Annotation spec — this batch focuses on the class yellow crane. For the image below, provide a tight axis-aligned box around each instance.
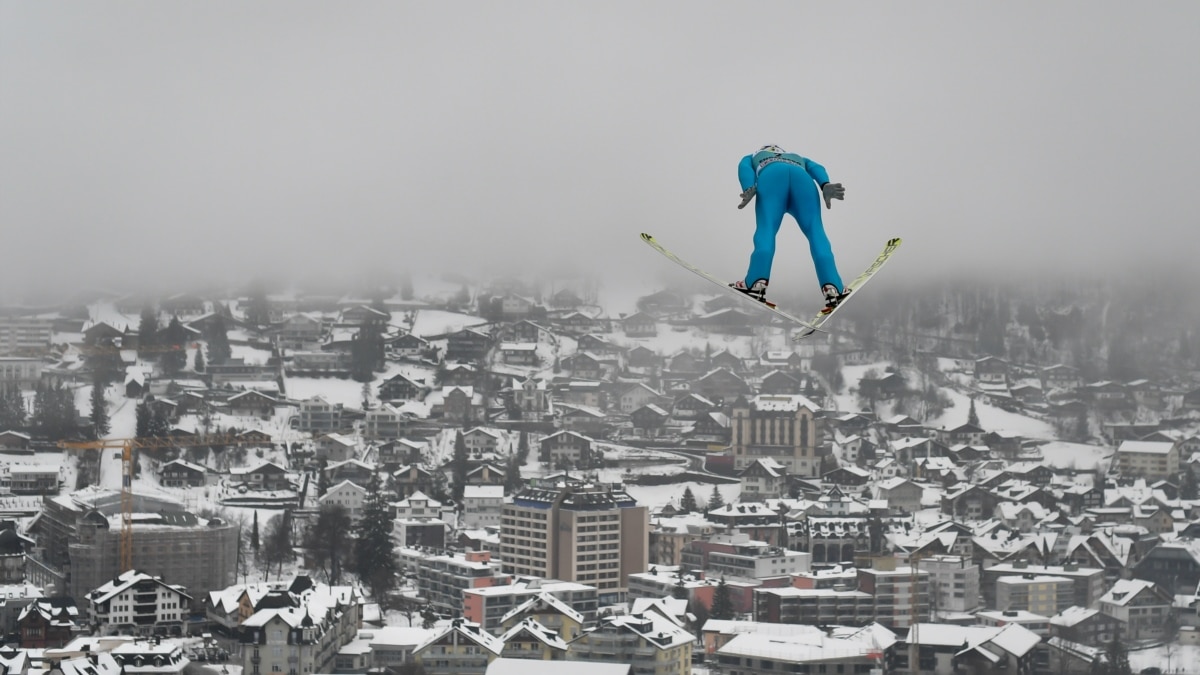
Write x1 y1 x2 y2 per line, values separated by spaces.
59 432 266 572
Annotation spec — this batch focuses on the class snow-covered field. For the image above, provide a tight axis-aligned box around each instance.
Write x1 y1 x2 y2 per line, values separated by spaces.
409 309 488 337
927 387 1056 439
1036 441 1113 472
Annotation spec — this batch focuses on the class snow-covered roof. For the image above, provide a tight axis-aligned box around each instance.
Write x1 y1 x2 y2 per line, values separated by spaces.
751 394 819 412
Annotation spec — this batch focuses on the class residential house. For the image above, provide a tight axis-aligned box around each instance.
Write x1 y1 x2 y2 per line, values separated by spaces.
499 343 539 366
159 460 208 488
315 433 358 463
225 390 279 419
1098 578 1173 641
567 612 692 675
738 459 787 499
413 618 503 674
875 478 923 513
630 404 670 438
379 374 430 402
539 431 595 467
442 386 485 424
85 569 191 636
618 383 664 415
319 481 369 524
386 332 431 360
621 312 657 338
18 597 79 648
231 461 291 492
446 328 492 362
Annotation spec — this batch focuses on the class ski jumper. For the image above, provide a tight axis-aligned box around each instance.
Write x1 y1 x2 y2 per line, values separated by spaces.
739 148 844 291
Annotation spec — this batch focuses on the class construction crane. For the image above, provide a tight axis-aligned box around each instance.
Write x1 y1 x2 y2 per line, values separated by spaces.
58 432 265 572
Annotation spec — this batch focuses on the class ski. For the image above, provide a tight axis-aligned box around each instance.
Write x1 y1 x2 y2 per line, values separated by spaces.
639 233 827 334
792 237 902 341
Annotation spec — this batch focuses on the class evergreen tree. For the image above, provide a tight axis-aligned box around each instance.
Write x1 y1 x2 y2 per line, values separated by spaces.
194 347 206 373
420 604 438 629
262 510 294 578
680 487 698 513
503 454 523 495
0 389 26 431
967 398 980 427
160 317 188 375
149 406 171 438
672 574 688 600
1103 637 1131 675
354 473 400 604
303 504 353 584
205 314 233 365
250 511 260 552
710 576 734 620
516 430 530 463
1181 470 1198 501
707 486 725 511
137 306 159 357
450 431 470 504
245 282 272 327
351 321 386 383
135 400 152 439
89 379 110 439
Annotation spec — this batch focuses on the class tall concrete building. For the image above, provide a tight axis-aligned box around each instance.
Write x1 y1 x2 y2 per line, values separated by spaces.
730 395 824 475
501 479 648 604
0 317 52 356
25 488 238 610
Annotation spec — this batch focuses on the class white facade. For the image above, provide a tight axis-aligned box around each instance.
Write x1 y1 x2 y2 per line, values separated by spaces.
320 480 368 523
86 570 192 636
462 485 505 528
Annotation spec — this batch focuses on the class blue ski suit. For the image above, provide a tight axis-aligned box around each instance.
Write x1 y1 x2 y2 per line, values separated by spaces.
739 147 843 291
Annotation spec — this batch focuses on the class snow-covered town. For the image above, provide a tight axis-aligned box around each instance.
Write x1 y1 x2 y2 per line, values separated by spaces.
0 274 1196 675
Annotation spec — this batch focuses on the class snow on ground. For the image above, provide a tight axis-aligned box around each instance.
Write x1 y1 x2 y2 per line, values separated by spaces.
409 309 488 338
608 325 763 359
832 361 895 412
230 344 272 364
285 376 368 409
927 387 1057 439
88 302 138 330
625 480 740 512
1128 641 1196 672
1035 441 1113 472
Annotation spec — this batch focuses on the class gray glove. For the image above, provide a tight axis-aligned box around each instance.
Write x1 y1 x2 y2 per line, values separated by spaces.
737 186 756 210
821 182 845 209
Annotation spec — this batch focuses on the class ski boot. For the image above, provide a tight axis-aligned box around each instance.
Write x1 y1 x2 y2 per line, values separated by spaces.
730 278 771 306
821 283 850 314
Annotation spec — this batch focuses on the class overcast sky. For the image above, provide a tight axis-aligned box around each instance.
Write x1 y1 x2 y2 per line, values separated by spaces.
2 2 1198 302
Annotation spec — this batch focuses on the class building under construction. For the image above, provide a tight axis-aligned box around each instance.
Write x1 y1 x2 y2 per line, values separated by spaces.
25 487 239 610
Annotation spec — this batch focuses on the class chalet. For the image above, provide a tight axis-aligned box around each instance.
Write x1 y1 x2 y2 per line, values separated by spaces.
974 356 1010 384
1009 383 1045 405
1041 364 1082 392
1080 381 1132 409
319 480 368 523
879 414 923 438
739 458 787 499
635 289 686 317
858 371 907 400
440 362 481 387
499 293 539 319
386 333 430 360
562 352 611 380
499 343 539 366
539 431 596 467
626 345 662 369
759 370 804 395
277 313 325 349
85 569 192 636
685 411 731 445
442 386 485 423
1098 579 1173 640
557 404 608 435
446 328 492 362
511 376 549 416
549 288 583 309
378 438 427 467
320 459 373 488
892 437 951 464
667 351 704 374
710 350 745 373
552 311 597 334
145 397 179 422
875 477 923 513
159 459 208 488
1005 462 1055 487
672 393 717 419
463 427 504 455
759 350 808 372
236 428 274 447
694 368 752 404
630 404 670 437
83 322 125 346
560 380 603 409
502 319 551 344
315 432 358 463
692 307 767 333
466 463 506 486
17 598 79 648
0 431 31 452
225 390 279 418
621 312 657 338
340 305 390 325
822 465 871 489
577 334 623 355
392 464 436 498
618 383 664 415
942 483 1000 520
231 461 291 492
939 422 986 447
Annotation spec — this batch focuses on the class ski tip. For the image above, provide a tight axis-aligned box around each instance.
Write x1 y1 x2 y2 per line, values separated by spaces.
640 233 654 241
887 237 902 246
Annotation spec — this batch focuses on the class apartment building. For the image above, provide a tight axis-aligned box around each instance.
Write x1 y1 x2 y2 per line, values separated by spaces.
715 629 885 675
500 479 647 604
1099 578 1174 641
1115 440 1180 479
921 555 981 615
754 587 875 626
297 396 344 434
463 578 598 635
856 564 931 629
680 532 811 582
567 612 692 675
981 563 1105 611
0 357 41 395
462 485 505 529
996 574 1074 616
730 394 824 475
239 584 362 675
85 569 192 636
412 618 503 674
397 548 511 616
0 317 53 356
